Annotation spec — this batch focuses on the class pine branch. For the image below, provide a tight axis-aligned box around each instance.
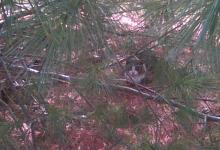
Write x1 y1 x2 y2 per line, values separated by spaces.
0 56 31 120
0 98 18 122
106 22 183 68
10 64 220 122
111 84 220 122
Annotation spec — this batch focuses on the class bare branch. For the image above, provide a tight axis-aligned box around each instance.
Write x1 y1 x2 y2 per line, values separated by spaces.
11 64 220 122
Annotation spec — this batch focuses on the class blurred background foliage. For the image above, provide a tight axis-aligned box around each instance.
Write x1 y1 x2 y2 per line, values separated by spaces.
0 0 220 149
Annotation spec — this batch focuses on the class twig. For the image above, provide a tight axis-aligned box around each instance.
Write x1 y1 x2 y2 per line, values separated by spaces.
0 98 18 122
104 29 155 38
0 56 31 119
171 97 218 103
10 64 220 122
106 23 183 68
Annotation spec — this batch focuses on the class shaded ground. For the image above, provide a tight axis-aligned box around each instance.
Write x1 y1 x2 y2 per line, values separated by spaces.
0 7 220 150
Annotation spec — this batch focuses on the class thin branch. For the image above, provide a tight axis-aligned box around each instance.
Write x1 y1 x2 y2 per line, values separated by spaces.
0 98 18 122
106 22 183 68
10 64 220 122
0 0 8 23
104 29 155 38
0 56 31 119
171 97 218 103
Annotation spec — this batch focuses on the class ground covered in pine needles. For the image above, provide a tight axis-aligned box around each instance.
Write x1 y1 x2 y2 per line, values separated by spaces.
0 10 220 150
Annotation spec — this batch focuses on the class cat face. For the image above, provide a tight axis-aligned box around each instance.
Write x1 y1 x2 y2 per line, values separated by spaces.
126 57 145 71
124 57 147 83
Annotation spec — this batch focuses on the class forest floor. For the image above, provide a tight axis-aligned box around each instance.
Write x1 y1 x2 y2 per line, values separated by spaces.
0 10 220 150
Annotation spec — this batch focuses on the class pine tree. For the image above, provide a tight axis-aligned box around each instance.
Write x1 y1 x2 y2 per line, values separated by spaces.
0 0 220 149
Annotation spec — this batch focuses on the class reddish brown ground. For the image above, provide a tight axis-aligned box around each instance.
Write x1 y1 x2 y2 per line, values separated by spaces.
1 10 220 150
